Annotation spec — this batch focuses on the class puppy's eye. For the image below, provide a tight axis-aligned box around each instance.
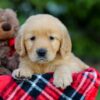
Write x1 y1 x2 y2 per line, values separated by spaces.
49 36 55 40
30 36 36 41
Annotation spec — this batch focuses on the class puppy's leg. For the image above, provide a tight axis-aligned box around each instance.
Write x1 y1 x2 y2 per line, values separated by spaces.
12 59 33 79
53 59 89 89
53 65 73 89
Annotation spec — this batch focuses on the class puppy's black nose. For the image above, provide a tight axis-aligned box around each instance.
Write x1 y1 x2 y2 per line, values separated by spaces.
2 23 11 31
37 48 47 57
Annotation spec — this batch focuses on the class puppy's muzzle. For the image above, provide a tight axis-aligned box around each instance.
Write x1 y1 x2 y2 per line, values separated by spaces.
36 48 47 58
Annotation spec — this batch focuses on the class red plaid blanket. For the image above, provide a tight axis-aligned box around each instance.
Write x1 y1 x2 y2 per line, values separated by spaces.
0 68 100 100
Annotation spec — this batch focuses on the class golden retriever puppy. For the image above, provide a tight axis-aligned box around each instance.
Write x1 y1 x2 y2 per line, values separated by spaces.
12 14 89 88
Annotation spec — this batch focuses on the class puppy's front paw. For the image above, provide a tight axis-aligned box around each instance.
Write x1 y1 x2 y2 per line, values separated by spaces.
12 68 33 79
53 70 73 89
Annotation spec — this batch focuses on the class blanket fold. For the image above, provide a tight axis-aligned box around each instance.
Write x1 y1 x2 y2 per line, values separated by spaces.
0 68 100 100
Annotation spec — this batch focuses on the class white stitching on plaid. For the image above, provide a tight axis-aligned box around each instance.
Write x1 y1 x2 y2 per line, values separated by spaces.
20 76 41 100
80 71 97 100
40 76 71 100
71 72 89 99
7 81 24 100
20 75 54 100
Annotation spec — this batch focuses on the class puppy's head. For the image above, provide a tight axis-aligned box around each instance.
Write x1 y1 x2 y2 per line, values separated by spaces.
15 14 72 64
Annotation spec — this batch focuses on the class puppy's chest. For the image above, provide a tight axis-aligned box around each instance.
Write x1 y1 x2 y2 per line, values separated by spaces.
32 64 56 74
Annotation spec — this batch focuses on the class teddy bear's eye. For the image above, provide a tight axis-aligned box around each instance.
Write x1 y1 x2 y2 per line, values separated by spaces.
30 36 36 41
49 36 55 40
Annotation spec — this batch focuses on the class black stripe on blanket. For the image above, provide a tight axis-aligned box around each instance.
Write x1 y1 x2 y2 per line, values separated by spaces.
19 73 52 98
0 96 3 100
59 86 84 100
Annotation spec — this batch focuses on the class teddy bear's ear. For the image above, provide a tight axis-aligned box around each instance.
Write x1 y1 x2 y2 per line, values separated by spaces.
15 24 26 57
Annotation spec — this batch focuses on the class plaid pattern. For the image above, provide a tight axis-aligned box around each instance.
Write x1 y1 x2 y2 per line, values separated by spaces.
0 68 100 100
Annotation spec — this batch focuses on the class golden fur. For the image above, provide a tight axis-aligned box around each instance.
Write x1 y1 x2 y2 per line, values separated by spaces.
12 14 89 88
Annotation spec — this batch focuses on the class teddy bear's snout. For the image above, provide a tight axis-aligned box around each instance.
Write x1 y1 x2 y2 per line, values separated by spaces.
2 23 12 31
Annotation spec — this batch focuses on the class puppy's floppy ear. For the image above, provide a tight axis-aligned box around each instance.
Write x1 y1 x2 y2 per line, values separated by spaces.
15 24 26 57
60 26 72 57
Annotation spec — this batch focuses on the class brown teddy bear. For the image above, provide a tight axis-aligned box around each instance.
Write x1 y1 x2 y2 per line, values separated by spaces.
0 8 19 74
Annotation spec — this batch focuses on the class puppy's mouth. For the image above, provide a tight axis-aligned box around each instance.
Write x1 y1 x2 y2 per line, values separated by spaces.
37 57 48 64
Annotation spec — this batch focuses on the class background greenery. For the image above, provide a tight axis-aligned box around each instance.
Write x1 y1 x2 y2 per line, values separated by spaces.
0 0 100 99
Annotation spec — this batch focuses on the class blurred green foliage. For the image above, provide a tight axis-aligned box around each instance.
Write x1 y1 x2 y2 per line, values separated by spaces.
97 89 100 100
0 0 100 65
